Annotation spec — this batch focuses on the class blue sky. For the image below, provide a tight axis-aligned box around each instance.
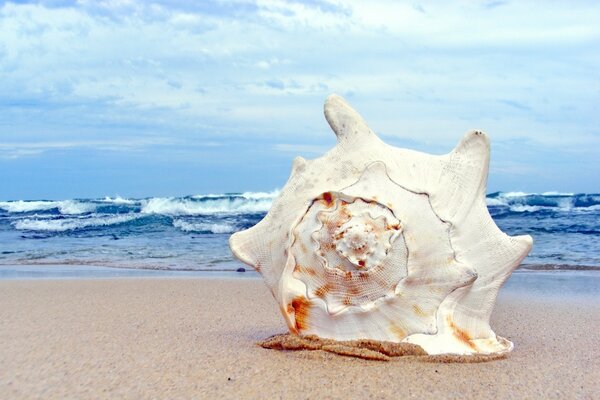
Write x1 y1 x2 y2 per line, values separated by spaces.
0 0 598 200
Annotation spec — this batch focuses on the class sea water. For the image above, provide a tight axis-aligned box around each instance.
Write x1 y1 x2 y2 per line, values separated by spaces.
0 191 599 272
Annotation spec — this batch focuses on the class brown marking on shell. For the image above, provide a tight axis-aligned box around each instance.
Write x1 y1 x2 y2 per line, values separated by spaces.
342 296 352 306
412 304 427 317
300 241 308 253
321 241 336 251
389 323 407 340
314 283 333 298
254 263 261 272
322 192 334 208
358 270 368 278
295 264 318 276
291 296 311 332
339 203 351 219
348 284 360 296
446 316 477 351
387 223 401 231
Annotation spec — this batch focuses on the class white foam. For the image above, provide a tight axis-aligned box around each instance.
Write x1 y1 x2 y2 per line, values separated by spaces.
509 205 544 213
0 200 56 213
141 197 272 215
541 191 575 196
13 214 138 232
58 200 96 214
485 198 506 206
240 189 281 200
172 219 237 234
500 191 531 198
101 196 136 205
0 200 95 214
191 190 280 200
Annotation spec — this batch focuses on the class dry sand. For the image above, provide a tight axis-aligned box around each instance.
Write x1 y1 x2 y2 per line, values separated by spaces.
0 278 598 399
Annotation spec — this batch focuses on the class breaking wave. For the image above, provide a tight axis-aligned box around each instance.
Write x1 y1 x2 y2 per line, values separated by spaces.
172 219 237 234
486 192 600 212
0 200 96 214
12 214 139 232
141 192 276 215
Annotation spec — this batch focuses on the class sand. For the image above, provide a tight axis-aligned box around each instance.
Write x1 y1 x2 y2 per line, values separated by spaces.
0 278 598 399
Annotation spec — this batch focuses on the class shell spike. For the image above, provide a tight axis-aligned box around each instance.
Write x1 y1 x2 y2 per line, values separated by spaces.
511 234 534 263
291 156 307 174
429 129 492 222
324 94 379 146
228 230 257 268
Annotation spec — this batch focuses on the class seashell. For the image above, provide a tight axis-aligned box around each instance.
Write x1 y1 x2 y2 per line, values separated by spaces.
230 94 533 356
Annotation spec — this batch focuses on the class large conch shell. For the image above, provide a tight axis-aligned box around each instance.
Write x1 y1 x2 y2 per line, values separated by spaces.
230 95 532 356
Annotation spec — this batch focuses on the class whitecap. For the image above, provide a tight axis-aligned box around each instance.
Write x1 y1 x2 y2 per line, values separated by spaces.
485 198 507 206
13 214 138 232
0 200 95 214
509 205 544 213
172 219 237 234
499 191 531 198
141 196 272 215
101 196 136 205
240 189 281 200
541 191 575 196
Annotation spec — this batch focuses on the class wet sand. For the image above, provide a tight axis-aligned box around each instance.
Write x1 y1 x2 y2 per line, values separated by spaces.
0 277 598 399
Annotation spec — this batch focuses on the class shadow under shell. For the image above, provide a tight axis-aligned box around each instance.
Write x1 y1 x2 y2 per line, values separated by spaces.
258 334 510 363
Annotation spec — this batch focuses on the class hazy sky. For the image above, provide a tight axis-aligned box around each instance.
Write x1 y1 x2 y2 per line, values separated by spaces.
1 0 598 200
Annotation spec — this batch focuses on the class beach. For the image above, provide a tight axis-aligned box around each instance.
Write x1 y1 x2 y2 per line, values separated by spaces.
1 274 598 399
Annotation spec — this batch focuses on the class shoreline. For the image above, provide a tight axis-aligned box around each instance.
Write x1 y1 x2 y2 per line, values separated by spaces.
1 262 599 277
1 277 598 399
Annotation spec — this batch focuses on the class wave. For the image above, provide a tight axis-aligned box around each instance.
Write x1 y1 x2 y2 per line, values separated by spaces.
101 196 137 205
190 190 280 200
2 191 598 218
0 200 96 214
239 190 280 200
12 214 139 232
486 192 600 211
172 219 237 234
141 196 273 215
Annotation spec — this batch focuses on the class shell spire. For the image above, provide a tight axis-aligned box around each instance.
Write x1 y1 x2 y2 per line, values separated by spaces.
230 95 532 356
324 94 381 147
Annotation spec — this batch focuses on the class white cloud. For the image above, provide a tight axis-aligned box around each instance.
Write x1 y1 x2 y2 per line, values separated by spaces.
0 0 598 192
0 137 222 159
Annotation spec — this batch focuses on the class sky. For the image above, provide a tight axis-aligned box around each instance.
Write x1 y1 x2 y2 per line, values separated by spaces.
0 0 598 200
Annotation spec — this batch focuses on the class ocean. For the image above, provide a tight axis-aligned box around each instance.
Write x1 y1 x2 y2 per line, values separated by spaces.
1 191 599 273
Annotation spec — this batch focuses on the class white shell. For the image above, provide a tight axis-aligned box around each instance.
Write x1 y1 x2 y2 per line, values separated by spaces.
230 94 533 356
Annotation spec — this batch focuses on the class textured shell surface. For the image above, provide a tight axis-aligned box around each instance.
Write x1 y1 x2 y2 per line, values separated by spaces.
230 94 533 356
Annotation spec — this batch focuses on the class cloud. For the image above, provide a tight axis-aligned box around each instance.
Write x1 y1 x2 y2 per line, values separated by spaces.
0 0 599 195
0 137 225 159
